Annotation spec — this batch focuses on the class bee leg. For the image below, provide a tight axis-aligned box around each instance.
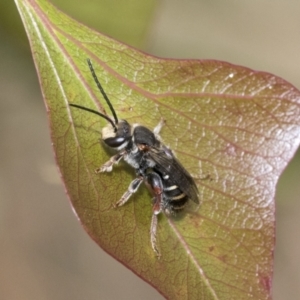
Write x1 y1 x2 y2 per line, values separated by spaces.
150 213 160 257
95 151 125 173
151 194 162 257
153 118 165 139
146 172 164 257
114 176 143 207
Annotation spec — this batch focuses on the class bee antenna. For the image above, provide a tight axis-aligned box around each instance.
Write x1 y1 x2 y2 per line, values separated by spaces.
87 59 119 125
69 104 118 132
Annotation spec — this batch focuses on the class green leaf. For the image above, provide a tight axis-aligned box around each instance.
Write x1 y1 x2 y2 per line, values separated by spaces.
15 0 300 299
50 0 157 47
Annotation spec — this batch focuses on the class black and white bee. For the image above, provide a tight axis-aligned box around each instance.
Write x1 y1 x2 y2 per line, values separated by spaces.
70 59 200 255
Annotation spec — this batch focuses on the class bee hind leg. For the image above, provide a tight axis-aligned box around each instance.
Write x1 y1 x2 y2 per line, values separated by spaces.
146 172 164 257
150 213 160 257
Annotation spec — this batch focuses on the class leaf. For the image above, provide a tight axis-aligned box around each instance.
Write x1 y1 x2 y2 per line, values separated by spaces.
15 0 300 299
50 0 157 47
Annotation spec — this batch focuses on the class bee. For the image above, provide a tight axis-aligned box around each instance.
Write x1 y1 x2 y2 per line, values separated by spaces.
70 59 200 256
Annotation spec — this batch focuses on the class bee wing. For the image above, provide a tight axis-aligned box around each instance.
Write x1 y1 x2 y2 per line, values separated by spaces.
147 146 200 204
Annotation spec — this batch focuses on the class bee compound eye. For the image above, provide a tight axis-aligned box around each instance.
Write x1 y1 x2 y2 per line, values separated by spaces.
104 136 126 148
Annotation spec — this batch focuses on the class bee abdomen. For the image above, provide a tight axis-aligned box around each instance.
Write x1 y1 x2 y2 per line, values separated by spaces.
163 184 189 212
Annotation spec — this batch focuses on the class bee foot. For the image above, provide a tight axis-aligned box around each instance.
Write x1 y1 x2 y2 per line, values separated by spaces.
95 164 113 173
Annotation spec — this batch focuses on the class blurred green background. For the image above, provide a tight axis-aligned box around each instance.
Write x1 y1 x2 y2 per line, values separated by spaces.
1 0 300 299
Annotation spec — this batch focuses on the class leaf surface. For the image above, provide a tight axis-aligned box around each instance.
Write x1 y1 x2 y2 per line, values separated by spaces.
50 0 157 47
15 0 300 299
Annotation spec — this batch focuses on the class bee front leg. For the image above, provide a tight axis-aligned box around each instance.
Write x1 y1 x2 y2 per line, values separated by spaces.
95 151 125 173
114 176 143 207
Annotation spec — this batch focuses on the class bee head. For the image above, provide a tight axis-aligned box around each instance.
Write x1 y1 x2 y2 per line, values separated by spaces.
102 119 131 149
